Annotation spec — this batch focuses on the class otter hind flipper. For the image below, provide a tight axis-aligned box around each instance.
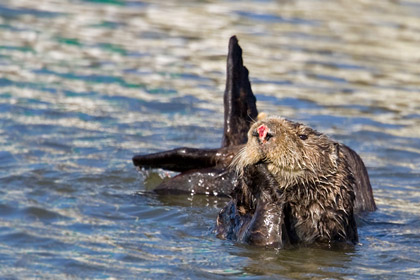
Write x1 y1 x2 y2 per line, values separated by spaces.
133 36 257 196
132 148 220 172
222 36 258 147
133 36 257 173
132 145 243 173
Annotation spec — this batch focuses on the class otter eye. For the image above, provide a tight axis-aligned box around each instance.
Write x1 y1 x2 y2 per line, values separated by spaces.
299 134 308 140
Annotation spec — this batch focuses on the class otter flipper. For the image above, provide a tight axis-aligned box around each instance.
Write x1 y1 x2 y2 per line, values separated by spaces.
133 36 257 175
132 145 242 172
154 168 236 197
222 36 258 147
133 148 220 172
216 164 289 247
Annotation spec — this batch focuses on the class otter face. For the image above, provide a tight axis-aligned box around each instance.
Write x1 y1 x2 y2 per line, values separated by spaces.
232 116 339 187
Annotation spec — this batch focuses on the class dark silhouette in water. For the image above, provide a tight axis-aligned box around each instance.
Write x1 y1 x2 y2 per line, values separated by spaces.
133 36 257 197
132 36 376 247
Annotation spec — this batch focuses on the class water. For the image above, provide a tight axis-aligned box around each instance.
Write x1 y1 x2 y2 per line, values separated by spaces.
1 0 420 278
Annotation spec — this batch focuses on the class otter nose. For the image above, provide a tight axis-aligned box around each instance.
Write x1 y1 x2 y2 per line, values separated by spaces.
254 124 272 143
258 125 268 139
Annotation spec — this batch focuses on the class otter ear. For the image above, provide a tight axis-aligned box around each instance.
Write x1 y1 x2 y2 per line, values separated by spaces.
257 112 267 121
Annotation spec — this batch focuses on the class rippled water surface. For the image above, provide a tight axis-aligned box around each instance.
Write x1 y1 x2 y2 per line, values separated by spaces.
1 0 420 279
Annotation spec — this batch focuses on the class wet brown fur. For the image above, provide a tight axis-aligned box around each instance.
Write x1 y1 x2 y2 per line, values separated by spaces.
217 116 358 246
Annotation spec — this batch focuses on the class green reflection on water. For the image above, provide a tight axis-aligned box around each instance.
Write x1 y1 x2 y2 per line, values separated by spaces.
82 0 124 5
99 43 127 55
56 37 82 46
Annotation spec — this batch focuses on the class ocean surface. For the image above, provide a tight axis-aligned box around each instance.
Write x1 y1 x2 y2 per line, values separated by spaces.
1 0 420 279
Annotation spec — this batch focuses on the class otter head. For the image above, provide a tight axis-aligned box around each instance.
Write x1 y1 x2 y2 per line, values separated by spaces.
232 116 340 187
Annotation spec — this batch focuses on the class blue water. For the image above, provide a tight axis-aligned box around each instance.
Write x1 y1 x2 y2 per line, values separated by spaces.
1 0 420 279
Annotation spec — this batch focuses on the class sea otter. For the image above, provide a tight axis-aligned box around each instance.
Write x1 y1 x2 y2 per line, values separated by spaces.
216 116 363 247
132 36 376 246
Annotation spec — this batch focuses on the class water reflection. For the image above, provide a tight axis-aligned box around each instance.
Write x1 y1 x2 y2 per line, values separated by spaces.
237 246 355 279
0 0 420 278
